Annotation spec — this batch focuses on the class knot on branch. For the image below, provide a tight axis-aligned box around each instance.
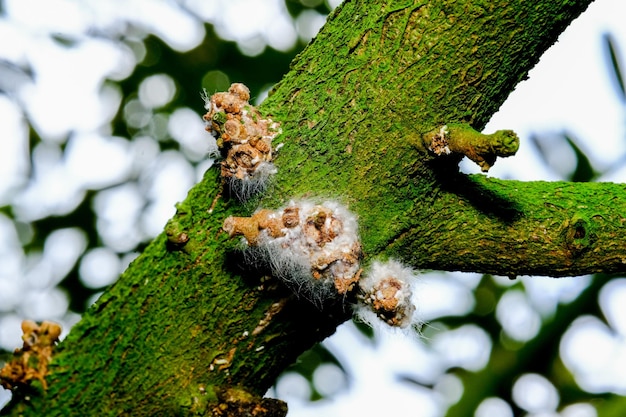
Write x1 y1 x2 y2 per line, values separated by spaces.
165 220 189 249
562 214 594 257
424 123 519 171
0 320 62 391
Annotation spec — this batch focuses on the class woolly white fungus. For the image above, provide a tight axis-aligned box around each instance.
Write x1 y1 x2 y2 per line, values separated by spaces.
227 160 277 202
356 259 420 329
201 88 212 111
223 200 362 306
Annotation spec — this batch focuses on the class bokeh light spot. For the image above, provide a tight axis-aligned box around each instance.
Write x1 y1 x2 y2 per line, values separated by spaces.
202 70 231 94
475 397 513 417
138 74 176 109
79 247 121 289
512 373 559 413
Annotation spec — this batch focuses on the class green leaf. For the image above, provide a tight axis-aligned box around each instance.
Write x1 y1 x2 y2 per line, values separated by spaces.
563 133 597 182
603 33 626 102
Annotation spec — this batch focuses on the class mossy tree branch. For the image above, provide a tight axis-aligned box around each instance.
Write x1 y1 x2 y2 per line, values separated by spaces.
4 0 616 415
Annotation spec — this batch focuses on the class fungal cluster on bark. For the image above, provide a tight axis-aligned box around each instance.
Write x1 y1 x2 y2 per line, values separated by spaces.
355 260 418 329
0 320 62 390
223 200 363 305
207 87 421 327
203 83 281 201
222 202 423 328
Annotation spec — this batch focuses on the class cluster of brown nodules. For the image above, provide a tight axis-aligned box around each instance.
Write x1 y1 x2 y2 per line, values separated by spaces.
203 83 281 201
222 203 423 328
356 260 418 329
223 200 362 305
0 320 62 390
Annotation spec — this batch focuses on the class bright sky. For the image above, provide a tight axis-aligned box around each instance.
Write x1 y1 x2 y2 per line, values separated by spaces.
1 0 626 415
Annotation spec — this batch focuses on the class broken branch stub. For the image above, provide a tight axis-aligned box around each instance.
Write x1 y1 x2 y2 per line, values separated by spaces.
424 123 520 171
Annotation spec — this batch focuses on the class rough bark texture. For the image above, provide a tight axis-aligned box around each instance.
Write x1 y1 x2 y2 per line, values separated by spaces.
3 0 612 415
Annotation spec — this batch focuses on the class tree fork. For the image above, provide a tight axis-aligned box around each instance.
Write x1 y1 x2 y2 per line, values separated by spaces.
3 0 608 415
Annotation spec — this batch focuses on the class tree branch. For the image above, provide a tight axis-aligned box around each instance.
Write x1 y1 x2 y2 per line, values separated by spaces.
5 0 604 415
391 174 626 277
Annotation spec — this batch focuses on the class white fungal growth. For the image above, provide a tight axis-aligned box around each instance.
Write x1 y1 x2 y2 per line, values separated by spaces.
200 89 220 159
203 83 281 201
201 88 212 111
429 125 451 156
223 200 362 306
227 161 277 202
356 259 419 329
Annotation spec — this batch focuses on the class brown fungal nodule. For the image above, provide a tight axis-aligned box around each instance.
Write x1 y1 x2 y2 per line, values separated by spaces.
203 83 281 201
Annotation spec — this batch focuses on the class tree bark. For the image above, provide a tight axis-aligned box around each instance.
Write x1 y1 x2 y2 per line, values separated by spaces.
3 0 610 415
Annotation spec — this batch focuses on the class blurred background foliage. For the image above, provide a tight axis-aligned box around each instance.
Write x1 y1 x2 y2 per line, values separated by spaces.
1 1 626 416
